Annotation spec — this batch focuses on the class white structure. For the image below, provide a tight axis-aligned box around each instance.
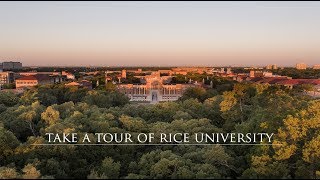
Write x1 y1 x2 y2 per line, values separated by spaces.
296 63 307 70
263 72 273 77
313 65 320 69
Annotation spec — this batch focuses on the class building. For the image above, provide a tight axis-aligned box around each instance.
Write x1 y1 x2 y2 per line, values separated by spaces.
65 80 92 90
226 68 232 74
313 65 320 70
121 69 127 79
1 61 22 70
15 74 51 89
117 71 197 102
272 64 278 70
266 65 272 70
233 75 247 82
266 64 278 70
19 72 61 76
62 71 75 80
276 79 320 89
0 72 15 89
158 70 173 76
171 67 212 75
296 63 307 70
272 64 277 69
248 77 290 85
263 72 273 77
0 72 15 85
248 77 320 90
18 71 66 83
249 70 264 78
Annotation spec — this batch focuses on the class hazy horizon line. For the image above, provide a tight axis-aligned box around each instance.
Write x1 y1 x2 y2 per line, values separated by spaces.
20 64 302 68
1 60 318 68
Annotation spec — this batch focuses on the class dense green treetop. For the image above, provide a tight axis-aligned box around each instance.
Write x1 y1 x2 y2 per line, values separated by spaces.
0 80 319 179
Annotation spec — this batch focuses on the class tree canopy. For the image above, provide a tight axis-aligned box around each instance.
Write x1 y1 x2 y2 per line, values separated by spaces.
0 81 319 179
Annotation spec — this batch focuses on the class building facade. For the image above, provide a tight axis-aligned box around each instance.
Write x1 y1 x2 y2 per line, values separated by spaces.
62 71 75 80
0 72 15 89
266 64 278 70
15 75 51 89
296 63 307 70
117 72 196 102
18 72 65 83
121 69 127 78
0 72 14 84
1 61 22 70
313 65 320 70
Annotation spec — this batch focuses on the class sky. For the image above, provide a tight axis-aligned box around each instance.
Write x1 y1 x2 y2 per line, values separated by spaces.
0 1 320 67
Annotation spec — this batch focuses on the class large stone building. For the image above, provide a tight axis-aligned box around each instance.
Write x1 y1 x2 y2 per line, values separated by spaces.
0 71 15 89
1 61 22 70
249 70 264 78
171 67 212 75
296 63 307 70
15 74 51 89
18 72 66 83
266 64 278 70
313 65 320 70
116 71 196 102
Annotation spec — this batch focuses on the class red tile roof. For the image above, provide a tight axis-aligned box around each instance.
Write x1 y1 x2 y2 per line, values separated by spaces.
247 77 320 86
16 74 51 81
256 77 288 84
276 79 320 85
16 76 38 81
249 77 264 82
65 82 80 86
276 79 300 85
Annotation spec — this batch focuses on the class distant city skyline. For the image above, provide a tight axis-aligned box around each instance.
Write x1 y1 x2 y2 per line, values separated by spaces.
1 1 320 66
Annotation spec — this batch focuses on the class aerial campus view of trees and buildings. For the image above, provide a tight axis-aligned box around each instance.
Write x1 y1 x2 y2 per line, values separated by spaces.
1 63 320 179
1 1 320 179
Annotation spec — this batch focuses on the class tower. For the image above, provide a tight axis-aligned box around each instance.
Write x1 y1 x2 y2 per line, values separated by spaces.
250 70 255 78
121 69 127 79
105 71 109 83
226 68 232 74
272 64 278 70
